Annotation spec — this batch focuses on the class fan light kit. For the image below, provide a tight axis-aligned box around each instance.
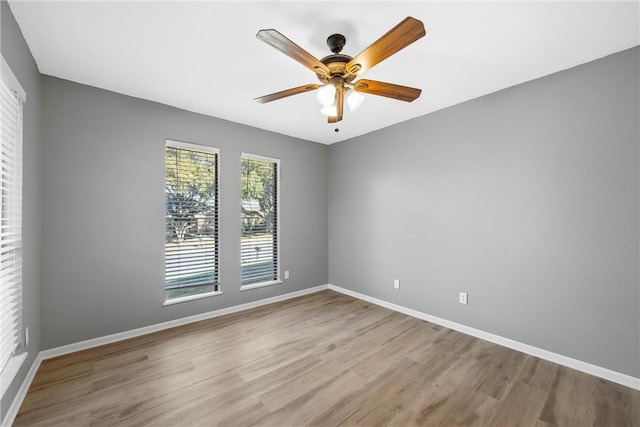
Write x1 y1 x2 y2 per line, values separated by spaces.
254 17 426 124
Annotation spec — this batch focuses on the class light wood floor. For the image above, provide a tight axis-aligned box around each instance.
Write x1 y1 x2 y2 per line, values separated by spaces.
14 290 639 426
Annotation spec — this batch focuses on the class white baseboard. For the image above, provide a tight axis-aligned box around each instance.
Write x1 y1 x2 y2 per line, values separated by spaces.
328 284 640 391
1 353 42 427
41 284 328 360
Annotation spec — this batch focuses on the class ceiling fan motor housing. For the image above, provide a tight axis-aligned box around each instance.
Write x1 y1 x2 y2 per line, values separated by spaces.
318 53 355 82
318 34 361 83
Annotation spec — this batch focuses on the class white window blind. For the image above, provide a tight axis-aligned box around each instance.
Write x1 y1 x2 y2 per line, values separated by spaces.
0 64 23 374
165 141 219 302
241 154 279 286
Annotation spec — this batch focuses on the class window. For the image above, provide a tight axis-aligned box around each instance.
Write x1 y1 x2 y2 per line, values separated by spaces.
241 153 279 288
164 140 220 304
0 56 25 379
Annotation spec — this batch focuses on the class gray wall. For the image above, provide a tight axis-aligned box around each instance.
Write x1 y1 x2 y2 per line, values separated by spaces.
0 0 42 420
40 76 328 349
1 4 638 420
329 47 639 378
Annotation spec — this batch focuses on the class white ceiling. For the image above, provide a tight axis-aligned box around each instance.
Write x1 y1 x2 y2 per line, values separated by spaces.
7 1 639 144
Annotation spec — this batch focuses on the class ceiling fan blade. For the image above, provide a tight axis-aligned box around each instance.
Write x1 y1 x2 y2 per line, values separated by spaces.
353 79 422 102
344 17 425 78
254 84 321 104
257 29 330 76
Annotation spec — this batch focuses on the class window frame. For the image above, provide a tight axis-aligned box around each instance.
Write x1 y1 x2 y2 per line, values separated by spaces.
163 139 222 306
240 152 281 291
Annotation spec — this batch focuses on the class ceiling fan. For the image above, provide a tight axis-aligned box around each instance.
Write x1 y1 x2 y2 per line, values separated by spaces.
254 17 426 123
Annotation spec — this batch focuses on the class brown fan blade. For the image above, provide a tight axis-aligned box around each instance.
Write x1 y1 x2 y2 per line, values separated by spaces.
254 84 321 104
353 79 421 102
344 17 425 78
257 29 330 76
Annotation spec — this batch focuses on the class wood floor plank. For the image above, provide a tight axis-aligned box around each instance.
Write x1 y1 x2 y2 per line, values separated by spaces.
340 357 430 426
539 366 597 426
12 290 639 427
257 334 379 412
252 371 366 426
488 380 549 426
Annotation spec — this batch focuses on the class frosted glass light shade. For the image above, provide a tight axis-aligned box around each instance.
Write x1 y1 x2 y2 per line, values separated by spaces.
320 104 337 116
347 91 365 111
316 85 336 106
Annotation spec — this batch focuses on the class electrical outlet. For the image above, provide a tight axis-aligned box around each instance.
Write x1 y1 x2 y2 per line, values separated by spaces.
459 292 468 305
394 279 400 290
24 327 29 347
284 270 290 280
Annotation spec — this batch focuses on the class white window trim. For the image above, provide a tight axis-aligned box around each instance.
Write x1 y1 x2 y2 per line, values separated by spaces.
240 152 281 290
0 54 26 400
164 139 221 305
0 353 27 399
162 290 223 306
240 279 282 292
166 139 218 155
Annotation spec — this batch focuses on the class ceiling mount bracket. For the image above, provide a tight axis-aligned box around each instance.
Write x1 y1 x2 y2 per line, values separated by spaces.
326 34 346 54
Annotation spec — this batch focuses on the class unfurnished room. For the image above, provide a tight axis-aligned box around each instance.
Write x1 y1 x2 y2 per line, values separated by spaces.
0 1 639 426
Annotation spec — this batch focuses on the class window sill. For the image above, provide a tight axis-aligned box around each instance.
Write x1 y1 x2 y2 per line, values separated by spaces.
240 280 282 292
163 290 223 306
1 352 28 399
